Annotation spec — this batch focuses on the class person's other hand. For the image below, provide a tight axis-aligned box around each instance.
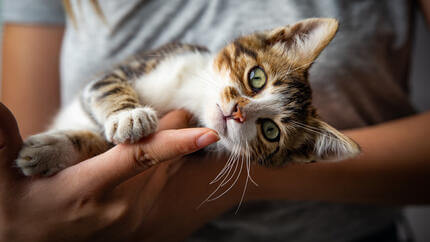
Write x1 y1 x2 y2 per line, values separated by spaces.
0 103 219 242
135 152 243 242
134 144 251 241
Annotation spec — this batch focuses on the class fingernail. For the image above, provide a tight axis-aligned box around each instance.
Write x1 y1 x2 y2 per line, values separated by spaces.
196 130 220 148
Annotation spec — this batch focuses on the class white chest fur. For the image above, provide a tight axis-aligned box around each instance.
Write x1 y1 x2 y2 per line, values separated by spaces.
133 52 216 118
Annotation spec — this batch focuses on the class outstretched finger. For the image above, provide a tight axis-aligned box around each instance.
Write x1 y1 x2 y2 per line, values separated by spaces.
65 128 219 194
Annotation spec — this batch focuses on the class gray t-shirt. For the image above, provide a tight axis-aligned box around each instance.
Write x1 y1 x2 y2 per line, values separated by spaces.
3 0 415 241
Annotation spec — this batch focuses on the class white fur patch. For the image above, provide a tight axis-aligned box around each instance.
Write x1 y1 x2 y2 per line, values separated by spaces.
134 52 216 117
104 107 158 144
52 98 99 131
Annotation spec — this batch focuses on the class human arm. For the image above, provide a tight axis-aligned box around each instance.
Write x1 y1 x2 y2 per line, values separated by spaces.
135 112 430 241
1 24 64 138
246 111 430 204
0 105 219 242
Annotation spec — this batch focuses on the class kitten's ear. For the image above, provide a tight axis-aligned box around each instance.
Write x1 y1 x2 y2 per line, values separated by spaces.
266 18 338 68
309 119 360 162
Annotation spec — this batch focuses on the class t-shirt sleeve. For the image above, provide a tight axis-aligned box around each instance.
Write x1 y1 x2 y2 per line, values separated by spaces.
3 0 65 25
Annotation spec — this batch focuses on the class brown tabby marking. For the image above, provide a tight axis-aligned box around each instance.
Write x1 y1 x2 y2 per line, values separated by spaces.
213 19 348 166
64 130 111 158
82 43 209 126
221 86 240 103
17 19 359 178
237 97 250 109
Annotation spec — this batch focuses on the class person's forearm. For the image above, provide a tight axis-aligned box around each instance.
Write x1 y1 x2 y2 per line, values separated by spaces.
248 112 430 205
140 154 239 241
1 24 64 138
133 112 430 241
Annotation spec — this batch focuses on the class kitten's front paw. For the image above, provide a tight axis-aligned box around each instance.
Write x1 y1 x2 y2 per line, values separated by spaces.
16 133 77 176
105 107 158 144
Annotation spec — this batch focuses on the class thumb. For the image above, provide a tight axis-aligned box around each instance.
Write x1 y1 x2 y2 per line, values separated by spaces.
67 128 219 193
0 103 23 178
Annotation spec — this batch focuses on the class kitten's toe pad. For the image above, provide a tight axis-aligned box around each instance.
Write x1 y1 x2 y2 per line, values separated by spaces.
105 107 158 144
16 133 77 176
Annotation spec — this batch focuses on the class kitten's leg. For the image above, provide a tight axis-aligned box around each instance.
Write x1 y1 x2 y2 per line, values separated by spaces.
16 130 110 176
82 72 158 144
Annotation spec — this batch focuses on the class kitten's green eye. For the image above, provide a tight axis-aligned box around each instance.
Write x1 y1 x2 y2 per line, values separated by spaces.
248 66 267 91
261 119 280 142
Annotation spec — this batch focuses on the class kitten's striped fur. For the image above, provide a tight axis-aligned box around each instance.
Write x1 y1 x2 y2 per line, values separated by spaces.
16 18 359 177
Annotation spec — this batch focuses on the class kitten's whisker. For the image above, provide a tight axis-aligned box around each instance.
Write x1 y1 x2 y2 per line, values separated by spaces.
210 158 234 186
291 123 327 137
235 141 258 213
198 160 235 208
291 121 349 144
209 162 232 184
285 63 293 76
188 72 220 90
198 73 218 86
203 158 237 203
200 141 253 207
209 162 231 184
198 71 222 88
207 150 244 202
290 120 324 132
290 120 335 136
220 143 240 174
220 145 241 187
206 141 242 202
235 152 249 214
245 141 258 187
284 60 317 75
210 144 238 184
197 76 218 89
203 144 241 205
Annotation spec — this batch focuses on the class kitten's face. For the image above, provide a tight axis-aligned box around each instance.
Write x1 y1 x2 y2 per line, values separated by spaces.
202 18 360 166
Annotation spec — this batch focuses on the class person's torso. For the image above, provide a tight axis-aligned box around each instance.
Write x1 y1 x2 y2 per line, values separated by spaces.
60 1 413 241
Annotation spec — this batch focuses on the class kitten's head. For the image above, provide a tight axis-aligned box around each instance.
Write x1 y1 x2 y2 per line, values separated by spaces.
202 18 360 166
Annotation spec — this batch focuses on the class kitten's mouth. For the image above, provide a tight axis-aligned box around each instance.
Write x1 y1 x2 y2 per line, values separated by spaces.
215 104 228 136
225 103 246 123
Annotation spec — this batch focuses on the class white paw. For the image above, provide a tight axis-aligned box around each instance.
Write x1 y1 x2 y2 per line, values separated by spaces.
16 133 78 176
104 107 158 144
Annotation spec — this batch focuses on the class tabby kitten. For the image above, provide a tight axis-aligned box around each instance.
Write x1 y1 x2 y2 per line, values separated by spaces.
16 18 359 177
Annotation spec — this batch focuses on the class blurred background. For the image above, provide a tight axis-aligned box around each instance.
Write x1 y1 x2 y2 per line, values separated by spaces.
0 1 429 241
405 8 430 242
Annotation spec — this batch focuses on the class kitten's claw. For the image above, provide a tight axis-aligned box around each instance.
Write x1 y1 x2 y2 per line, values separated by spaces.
104 107 158 144
16 133 76 176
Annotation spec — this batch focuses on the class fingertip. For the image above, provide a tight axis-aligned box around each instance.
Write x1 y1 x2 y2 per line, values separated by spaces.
138 128 219 162
0 103 22 148
196 130 220 148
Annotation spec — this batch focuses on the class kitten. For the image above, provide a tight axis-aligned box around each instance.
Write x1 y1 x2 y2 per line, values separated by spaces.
16 18 359 177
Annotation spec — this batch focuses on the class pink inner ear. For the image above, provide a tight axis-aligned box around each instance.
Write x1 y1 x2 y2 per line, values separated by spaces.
312 119 360 161
267 18 339 67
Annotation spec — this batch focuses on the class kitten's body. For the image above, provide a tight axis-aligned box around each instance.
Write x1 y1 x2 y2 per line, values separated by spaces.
16 18 360 177
57 44 212 131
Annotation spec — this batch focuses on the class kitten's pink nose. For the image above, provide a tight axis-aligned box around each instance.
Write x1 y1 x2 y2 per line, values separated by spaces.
231 103 245 123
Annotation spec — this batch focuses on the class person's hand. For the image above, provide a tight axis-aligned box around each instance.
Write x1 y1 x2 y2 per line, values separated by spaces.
131 146 258 241
0 103 219 242
135 153 244 241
